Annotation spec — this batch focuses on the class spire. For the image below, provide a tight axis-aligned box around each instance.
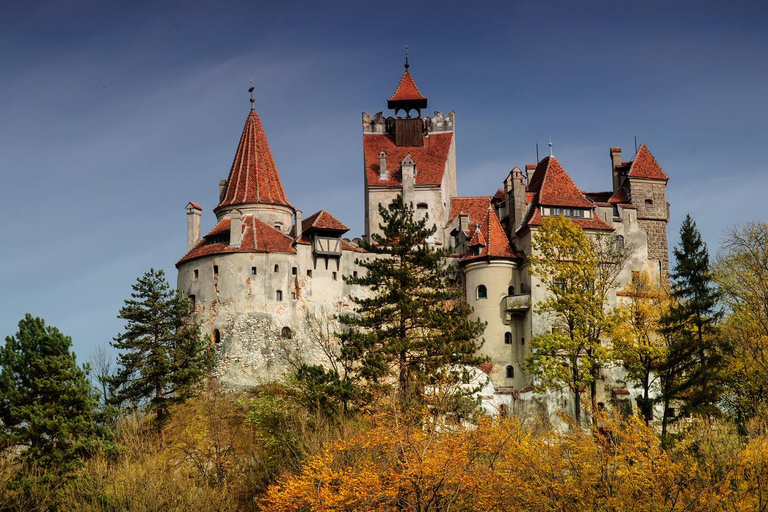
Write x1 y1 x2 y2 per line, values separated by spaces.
387 50 427 116
216 108 293 210
405 45 409 70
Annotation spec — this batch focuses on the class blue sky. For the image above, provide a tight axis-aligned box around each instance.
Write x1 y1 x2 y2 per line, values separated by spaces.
1 0 766 361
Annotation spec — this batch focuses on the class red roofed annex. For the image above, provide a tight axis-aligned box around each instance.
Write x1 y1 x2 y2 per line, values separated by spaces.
175 54 671 417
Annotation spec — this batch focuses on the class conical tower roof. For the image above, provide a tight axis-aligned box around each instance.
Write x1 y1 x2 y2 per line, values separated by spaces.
217 109 293 210
388 70 427 103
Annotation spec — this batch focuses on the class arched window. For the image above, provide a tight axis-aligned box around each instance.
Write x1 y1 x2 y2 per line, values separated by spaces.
274 264 280 273
616 235 625 248
213 329 221 344
281 327 293 339
476 285 487 299
504 332 512 345
506 365 514 379
508 285 515 296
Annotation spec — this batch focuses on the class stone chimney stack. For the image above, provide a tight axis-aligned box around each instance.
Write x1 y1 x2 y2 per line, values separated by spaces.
459 213 469 234
186 202 202 252
229 209 242 246
219 180 227 202
511 166 527 234
294 209 303 242
610 147 622 192
379 151 387 180
401 154 415 207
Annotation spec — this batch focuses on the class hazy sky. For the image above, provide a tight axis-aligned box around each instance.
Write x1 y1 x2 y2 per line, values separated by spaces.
1 0 766 361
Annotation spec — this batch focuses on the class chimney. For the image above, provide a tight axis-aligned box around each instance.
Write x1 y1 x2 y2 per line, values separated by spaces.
459 213 469 234
379 151 387 179
186 202 202 252
219 180 227 202
610 147 622 192
229 209 242 246
511 166 526 234
294 209 303 243
401 154 415 207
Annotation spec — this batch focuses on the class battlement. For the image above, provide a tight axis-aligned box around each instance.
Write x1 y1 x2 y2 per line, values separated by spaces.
362 110 455 135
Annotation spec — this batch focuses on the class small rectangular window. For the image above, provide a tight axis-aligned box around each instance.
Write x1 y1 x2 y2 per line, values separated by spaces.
506 366 514 379
251 267 257 275
353 271 358 278
332 272 337 281
291 291 297 300
276 290 283 301
213 265 219 275
292 267 297 276
193 269 198 281
189 295 196 311
307 270 313 278
521 337 525 345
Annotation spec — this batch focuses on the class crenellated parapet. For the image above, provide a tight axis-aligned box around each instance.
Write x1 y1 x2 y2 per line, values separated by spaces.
362 110 455 135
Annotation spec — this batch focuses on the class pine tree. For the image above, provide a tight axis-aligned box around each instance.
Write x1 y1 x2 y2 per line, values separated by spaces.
109 269 213 430
659 214 723 441
303 196 486 412
0 315 100 475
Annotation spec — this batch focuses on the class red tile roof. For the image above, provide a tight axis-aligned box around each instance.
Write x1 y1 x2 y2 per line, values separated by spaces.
187 201 202 211
627 143 669 181
585 191 613 203
301 210 349 233
493 188 505 201
461 207 522 262
177 214 297 265
292 210 350 244
447 196 492 227
217 109 293 211
364 132 453 187
528 156 595 209
608 188 628 204
388 70 427 103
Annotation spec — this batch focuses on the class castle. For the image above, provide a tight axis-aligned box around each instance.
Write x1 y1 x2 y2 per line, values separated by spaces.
176 61 670 414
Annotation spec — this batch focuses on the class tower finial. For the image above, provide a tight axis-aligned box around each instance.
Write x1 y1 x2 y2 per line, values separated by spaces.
405 45 409 70
248 79 255 110
548 136 553 157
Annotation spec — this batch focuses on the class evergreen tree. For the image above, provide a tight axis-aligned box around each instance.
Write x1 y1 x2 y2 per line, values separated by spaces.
347 196 486 405
110 269 213 430
659 215 723 441
0 314 100 475
298 196 486 412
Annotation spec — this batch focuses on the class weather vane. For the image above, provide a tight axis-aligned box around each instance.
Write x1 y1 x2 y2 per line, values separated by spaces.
549 136 553 157
248 79 255 110
405 45 409 70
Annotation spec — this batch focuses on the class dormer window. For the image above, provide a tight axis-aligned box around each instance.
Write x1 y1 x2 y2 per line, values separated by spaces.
551 208 585 218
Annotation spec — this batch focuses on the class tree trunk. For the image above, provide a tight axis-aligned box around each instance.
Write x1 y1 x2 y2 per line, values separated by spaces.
643 371 651 426
590 375 598 428
661 396 670 448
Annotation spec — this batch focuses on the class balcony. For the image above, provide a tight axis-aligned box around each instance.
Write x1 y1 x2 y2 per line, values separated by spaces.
504 294 531 316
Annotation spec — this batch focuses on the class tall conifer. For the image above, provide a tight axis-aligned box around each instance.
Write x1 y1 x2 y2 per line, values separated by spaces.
109 269 213 430
659 215 723 441
0 315 99 475
299 196 486 412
